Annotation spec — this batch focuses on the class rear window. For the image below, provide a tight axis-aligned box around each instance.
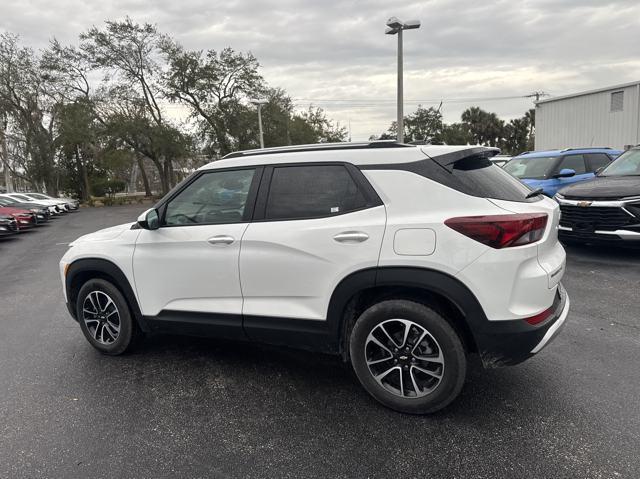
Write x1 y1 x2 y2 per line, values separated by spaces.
503 155 558 179
447 156 538 202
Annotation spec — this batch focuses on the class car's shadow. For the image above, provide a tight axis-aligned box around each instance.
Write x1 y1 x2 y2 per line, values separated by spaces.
100 332 557 420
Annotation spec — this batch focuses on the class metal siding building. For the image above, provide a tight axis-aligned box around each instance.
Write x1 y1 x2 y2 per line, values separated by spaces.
535 81 640 151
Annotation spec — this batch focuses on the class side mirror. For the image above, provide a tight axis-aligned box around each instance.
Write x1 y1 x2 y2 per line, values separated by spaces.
595 166 605 175
554 168 576 178
137 208 160 230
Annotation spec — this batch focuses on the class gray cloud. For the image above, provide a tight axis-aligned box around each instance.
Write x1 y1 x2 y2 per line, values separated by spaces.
1 0 639 140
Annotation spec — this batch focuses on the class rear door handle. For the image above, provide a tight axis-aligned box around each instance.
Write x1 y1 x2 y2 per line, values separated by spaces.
207 235 235 245
333 231 369 243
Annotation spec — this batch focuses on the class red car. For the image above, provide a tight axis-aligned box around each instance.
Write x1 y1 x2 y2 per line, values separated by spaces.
0 206 36 230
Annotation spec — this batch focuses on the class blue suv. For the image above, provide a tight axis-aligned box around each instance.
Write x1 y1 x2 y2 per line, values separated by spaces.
503 148 622 197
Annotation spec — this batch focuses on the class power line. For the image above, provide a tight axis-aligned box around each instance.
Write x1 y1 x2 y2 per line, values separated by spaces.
292 94 533 105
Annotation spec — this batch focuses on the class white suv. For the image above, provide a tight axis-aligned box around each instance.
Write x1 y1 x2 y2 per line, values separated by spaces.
59 142 569 413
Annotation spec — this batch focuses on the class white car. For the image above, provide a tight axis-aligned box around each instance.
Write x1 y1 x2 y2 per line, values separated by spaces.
0 193 67 214
59 142 569 414
24 192 79 210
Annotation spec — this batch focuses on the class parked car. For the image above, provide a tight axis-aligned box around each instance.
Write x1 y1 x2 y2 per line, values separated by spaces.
24 192 79 211
0 214 19 236
503 147 621 197
555 146 640 244
0 197 50 223
59 142 569 414
0 205 37 230
490 155 511 167
0 193 67 214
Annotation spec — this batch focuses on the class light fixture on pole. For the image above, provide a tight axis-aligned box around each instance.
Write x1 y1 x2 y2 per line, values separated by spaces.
250 99 268 149
385 17 420 143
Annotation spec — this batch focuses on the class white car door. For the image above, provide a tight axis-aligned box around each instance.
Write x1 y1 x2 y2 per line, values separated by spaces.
133 167 260 335
240 163 386 325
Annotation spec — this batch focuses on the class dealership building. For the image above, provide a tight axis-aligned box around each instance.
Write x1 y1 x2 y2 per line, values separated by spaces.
535 81 640 151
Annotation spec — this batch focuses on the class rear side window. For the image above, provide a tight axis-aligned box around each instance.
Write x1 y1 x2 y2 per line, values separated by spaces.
585 153 612 172
557 155 586 174
377 154 539 202
265 165 367 220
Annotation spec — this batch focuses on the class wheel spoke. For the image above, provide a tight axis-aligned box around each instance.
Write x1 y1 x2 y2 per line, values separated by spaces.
399 321 412 349
102 297 115 313
398 368 405 396
409 368 421 396
366 355 393 366
367 335 393 356
374 365 399 381
412 365 442 380
106 318 120 332
378 323 401 349
93 322 101 340
86 294 99 313
414 350 444 365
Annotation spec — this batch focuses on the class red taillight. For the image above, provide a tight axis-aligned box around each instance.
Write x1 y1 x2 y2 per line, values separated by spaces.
444 213 548 249
524 305 554 325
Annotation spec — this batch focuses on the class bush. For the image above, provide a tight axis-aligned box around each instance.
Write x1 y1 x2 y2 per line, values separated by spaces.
91 179 127 197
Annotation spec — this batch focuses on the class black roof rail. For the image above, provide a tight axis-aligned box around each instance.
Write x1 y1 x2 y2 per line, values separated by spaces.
560 147 613 152
222 141 413 159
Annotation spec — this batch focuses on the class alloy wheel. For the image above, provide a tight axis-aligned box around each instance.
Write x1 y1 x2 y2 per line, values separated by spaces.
82 291 121 345
365 319 444 398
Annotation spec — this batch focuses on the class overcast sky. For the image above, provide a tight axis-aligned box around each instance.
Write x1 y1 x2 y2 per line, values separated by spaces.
2 0 640 140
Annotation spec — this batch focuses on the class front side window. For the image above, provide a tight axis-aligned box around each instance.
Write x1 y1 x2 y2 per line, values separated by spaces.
265 165 367 220
557 155 586 174
164 169 255 226
600 149 640 176
503 155 559 179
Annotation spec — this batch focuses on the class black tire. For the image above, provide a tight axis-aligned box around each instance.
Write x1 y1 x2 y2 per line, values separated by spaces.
76 279 140 355
349 299 466 414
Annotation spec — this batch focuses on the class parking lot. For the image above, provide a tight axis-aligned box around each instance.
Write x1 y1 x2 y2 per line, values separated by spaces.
1 205 639 478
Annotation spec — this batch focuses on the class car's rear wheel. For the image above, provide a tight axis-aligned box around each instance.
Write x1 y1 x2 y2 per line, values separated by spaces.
349 299 466 414
76 279 139 355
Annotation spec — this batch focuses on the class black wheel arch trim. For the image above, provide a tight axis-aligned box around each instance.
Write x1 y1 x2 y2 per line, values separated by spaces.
65 258 148 331
326 266 489 351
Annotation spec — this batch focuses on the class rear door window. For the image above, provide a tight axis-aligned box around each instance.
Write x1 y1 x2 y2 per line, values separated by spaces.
265 165 368 220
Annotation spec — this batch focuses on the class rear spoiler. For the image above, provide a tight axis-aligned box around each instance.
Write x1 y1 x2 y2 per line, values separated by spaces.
421 147 500 171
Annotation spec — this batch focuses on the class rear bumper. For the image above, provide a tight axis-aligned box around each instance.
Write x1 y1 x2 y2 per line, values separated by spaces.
474 284 569 367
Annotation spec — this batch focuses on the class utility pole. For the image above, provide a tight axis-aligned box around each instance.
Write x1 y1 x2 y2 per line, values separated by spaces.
526 91 548 103
386 17 421 143
251 99 268 148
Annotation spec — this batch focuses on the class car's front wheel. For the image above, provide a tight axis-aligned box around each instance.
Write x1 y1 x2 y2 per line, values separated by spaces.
76 279 139 355
349 299 467 414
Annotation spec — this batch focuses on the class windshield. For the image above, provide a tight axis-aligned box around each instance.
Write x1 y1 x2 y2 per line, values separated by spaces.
600 149 640 176
28 193 48 199
0 196 17 204
503 155 559 179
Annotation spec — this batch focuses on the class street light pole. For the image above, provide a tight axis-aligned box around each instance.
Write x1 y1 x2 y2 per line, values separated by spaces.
397 28 404 143
386 17 420 144
250 99 268 149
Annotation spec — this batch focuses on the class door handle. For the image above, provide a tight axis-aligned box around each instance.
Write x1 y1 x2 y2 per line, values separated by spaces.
333 231 369 243
207 235 235 245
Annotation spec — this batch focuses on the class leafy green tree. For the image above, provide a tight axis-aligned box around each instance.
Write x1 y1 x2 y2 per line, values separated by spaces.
461 106 505 147
162 42 264 155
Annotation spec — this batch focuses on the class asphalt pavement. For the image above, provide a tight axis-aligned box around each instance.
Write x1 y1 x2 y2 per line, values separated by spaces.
1 206 639 478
